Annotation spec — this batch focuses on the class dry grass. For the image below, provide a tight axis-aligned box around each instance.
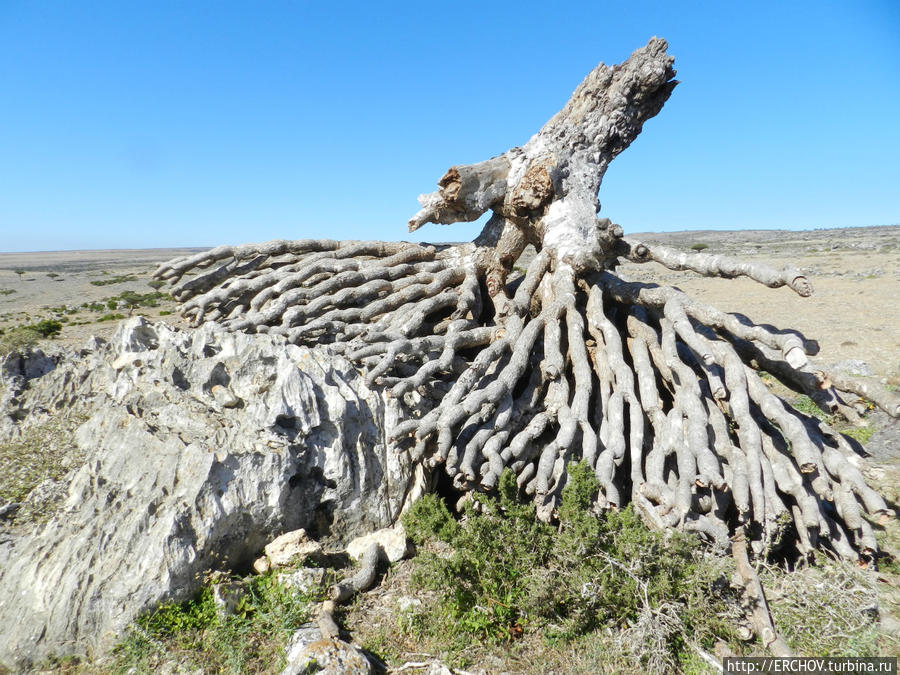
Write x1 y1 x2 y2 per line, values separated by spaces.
0 413 88 525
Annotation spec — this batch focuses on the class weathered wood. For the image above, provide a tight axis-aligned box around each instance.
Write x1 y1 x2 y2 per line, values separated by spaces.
412 38 677 277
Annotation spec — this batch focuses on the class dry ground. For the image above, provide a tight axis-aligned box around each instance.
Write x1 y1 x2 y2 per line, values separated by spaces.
617 226 900 379
0 247 202 345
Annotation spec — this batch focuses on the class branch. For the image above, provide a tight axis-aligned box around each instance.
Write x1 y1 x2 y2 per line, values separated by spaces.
619 238 813 297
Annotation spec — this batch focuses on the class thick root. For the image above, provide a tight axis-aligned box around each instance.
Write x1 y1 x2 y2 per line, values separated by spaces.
156 236 896 565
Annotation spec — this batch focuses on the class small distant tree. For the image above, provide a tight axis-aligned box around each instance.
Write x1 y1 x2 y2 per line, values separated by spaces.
26 319 63 338
690 242 709 252
0 327 41 355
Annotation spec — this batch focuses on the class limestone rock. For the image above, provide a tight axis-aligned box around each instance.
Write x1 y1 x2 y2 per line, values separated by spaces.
263 528 322 569
0 317 413 669
278 567 327 594
346 522 409 563
281 626 372 675
211 580 246 617
831 359 874 377
252 555 272 575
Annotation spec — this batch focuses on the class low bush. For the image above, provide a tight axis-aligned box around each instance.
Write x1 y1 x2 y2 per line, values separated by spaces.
26 319 63 338
400 463 741 668
113 571 322 673
116 290 169 308
90 274 138 286
690 242 710 252
0 326 41 355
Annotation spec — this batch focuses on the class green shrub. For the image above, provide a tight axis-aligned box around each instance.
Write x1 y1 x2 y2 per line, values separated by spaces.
690 243 709 252
0 289 16 296
98 313 126 322
137 587 219 639
0 327 41 356
25 319 63 338
90 274 138 286
400 463 740 663
113 571 320 673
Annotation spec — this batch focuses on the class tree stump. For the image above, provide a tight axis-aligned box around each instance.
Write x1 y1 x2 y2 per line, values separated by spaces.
155 38 898 565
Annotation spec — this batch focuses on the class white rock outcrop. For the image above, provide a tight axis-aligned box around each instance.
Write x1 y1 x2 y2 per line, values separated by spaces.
0 318 414 669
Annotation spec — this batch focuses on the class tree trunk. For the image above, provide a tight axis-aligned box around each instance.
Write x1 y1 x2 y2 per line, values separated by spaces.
155 38 897 573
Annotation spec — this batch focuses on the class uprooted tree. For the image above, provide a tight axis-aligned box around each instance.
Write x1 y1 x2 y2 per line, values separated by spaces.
155 39 898 572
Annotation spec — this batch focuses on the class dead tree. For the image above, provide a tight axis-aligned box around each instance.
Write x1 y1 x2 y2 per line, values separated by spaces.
155 38 897 564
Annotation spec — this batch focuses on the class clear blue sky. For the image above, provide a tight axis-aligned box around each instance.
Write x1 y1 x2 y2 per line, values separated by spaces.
1 1 898 252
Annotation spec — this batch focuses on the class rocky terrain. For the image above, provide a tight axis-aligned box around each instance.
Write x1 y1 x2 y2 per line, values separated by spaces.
0 225 897 673
0 318 418 670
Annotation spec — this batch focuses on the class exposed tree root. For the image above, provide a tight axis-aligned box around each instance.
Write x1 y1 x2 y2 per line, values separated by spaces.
156 37 897 615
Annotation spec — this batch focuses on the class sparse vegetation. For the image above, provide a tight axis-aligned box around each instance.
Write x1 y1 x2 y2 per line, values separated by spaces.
76 291 170 317
90 274 138 286
791 394 831 421
111 569 325 674
0 289 16 296
762 561 891 656
841 424 878 445
0 326 41 355
790 394 878 446
0 414 88 521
